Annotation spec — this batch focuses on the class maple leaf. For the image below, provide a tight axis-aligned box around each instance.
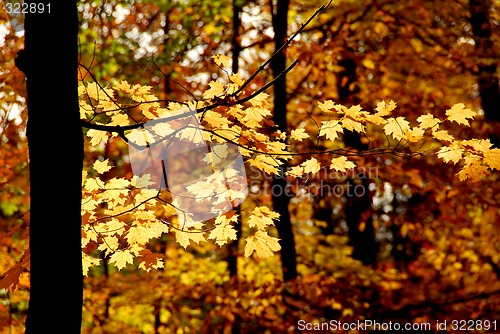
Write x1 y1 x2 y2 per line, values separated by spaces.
330 156 356 172
341 117 365 133
244 230 281 258
208 214 238 246
247 206 280 230
113 79 133 94
125 225 155 245
131 174 154 188
212 54 232 68
446 103 476 126
404 127 425 142
344 105 367 120
301 157 321 174
247 154 281 174
457 162 489 182
417 113 440 130
127 127 155 146
93 159 113 174
109 249 134 270
484 148 500 170
109 113 130 126
437 143 463 164
286 165 305 178
249 92 269 107
203 81 225 99
290 128 309 141
175 229 206 249
186 180 216 202
203 110 232 129
319 120 343 141
384 117 410 141
241 107 266 128
432 129 455 142
375 100 397 116
317 100 337 113
229 73 245 86
97 235 119 255
82 253 101 276
87 128 109 147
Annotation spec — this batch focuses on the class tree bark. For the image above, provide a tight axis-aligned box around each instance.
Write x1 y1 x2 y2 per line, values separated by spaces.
16 1 83 332
226 0 243 281
270 0 298 282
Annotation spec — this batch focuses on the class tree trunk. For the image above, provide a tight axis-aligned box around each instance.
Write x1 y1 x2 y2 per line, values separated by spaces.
271 0 298 282
226 0 243 282
16 1 83 332
337 55 377 267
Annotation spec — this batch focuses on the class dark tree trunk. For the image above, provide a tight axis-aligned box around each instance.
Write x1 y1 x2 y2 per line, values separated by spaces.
337 56 377 267
16 1 83 332
270 0 298 282
226 0 243 282
469 0 500 146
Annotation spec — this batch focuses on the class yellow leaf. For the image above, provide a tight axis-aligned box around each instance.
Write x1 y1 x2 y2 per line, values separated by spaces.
82 253 102 276
203 80 225 99
290 128 309 141
484 148 500 170
417 113 440 130
301 157 321 174
109 113 130 126
319 120 343 141
384 117 410 140
244 230 281 258
109 250 134 270
404 127 425 142
229 73 245 86
125 225 155 245
285 165 305 178
203 110 232 129
375 100 397 116
330 156 356 172
341 117 365 133
175 229 206 249
212 54 232 68
249 92 269 107
366 113 387 125
432 129 454 142
247 155 281 174
457 162 489 182
93 159 113 174
208 214 238 246
87 128 109 147
241 106 270 128
446 103 476 126
247 206 279 230
317 100 337 113
97 235 119 255
437 143 463 164
113 79 133 94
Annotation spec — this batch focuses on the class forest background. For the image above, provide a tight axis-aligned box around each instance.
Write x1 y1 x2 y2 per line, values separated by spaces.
0 0 499 333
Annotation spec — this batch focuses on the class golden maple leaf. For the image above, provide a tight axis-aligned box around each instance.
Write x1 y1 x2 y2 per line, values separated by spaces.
330 156 356 172
446 103 476 126
319 120 343 141
244 230 281 258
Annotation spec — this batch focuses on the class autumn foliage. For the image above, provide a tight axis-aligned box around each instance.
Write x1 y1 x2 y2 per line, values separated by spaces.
1 0 499 333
